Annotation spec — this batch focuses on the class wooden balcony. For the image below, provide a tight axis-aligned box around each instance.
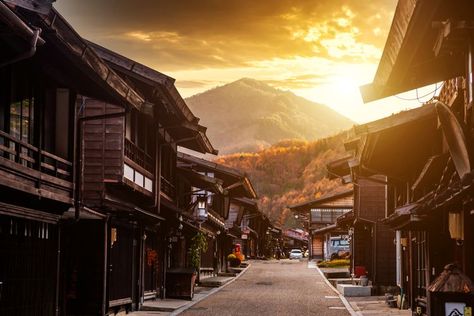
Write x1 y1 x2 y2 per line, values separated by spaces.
123 138 155 196
124 138 154 174
160 176 176 201
0 130 73 204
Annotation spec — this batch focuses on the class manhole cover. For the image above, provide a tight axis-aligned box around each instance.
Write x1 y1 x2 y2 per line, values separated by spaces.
256 281 273 286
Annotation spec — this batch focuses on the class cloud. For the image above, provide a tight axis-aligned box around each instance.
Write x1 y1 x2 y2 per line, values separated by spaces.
263 74 331 90
175 80 222 89
55 0 397 71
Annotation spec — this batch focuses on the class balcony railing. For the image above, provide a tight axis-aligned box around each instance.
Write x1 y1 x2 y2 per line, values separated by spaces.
124 138 154 173
160 176 176 200
0 130 72 181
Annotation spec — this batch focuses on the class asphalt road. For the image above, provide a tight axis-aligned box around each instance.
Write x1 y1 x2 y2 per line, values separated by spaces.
180 259 349 316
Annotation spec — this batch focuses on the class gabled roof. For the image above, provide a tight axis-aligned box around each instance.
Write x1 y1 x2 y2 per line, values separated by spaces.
89 42 218 155
176 167 224 194
356 104 439 180
289 189 353 213
354 103 437 136
233 197 259 212
17 6 146 111
177 152 257 199
4 0 54 14
326 156 352 180
89 41 197 124
360 0 470 102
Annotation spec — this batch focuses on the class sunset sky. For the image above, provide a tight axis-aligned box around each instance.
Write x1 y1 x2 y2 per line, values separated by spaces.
55 0 440 123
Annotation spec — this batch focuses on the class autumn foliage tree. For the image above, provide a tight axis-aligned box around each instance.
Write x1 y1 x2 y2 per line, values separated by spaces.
215 132 353 228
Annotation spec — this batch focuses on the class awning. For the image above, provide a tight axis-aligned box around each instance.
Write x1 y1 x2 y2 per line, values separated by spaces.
382 203 420 230
177 152 257 198
326 156 353 180
360 0 467 102
233 197 259 212
312 223 345 235
336 210 355 227
357 104 439 181
177 167 224 194
103 195 165 222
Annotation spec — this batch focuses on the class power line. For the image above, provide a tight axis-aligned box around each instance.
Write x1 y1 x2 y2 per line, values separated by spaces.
394 82 444 102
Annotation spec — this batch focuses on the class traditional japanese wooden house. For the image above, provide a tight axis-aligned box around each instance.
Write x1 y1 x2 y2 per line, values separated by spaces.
289 190 353 260
326 157 397 291
240 200 269 259
0 2 153 315
225 197 261 259
282 229 309 255
359 1 474 313
70 40 217 313
175 153 258 272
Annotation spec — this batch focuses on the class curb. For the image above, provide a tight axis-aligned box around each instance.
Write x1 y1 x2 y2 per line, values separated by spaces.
171 262 252 316
311 262 361 316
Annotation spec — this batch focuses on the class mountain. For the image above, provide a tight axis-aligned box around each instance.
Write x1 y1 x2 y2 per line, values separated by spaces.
185 78 354 154
215 133 353 227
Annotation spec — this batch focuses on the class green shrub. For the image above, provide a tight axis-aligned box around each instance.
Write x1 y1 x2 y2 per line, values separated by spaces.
317 259 350 268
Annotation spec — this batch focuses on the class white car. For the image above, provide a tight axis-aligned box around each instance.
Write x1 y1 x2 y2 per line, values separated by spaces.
289 249 303 260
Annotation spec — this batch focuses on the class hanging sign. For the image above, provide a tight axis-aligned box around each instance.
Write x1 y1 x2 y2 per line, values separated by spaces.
445 302 466 316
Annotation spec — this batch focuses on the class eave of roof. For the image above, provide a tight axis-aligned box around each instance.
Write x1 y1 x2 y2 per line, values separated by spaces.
29 8 146 111
359 0 467 103
354 103 436 136
89 42 218 155
177 167 224 194
89 41 198 124
288 189 354 212
177 152 256 198
0 1 45 45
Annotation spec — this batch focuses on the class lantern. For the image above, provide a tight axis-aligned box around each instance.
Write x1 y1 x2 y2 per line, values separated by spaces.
195 195 208 222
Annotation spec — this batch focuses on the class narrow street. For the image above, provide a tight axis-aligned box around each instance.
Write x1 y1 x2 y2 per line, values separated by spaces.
181 260 348 316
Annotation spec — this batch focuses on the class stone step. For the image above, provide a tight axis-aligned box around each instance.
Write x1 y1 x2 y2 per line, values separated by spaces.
337 284 372 297
199 276 234 288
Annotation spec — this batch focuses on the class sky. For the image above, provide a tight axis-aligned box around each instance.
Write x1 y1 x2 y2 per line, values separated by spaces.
54 0 440 123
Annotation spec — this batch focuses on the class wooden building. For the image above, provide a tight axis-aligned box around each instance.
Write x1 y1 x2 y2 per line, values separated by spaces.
0 1 153 315
282 229 309 255
358 1 474 313
289 190 353 260
175 152 257 278
327 156 397 290
70 40 217 314
225 197 263 258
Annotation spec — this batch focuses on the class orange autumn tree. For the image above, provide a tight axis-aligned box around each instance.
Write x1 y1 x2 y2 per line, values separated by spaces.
215 132 352 228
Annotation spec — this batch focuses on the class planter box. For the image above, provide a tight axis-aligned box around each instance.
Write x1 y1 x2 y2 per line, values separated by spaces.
165 268 196 300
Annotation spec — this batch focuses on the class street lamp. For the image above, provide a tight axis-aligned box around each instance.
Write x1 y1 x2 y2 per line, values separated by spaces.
195 195 208 223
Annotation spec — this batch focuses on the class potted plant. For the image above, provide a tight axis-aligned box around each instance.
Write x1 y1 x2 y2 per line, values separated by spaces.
227 253 241 267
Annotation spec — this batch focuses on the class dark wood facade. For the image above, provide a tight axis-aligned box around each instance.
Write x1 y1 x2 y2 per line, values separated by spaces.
175 153 263 277
356 1 474 314
0 3 274 316
326 158 397 290
0 3 127 315
289 190 353 260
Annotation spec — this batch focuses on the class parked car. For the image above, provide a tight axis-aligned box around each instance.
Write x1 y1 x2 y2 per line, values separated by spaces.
289 249 303 260
329 236 350 259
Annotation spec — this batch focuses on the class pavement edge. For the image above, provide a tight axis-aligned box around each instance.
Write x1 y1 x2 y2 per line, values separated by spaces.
311 262 361 316
171 262 252 316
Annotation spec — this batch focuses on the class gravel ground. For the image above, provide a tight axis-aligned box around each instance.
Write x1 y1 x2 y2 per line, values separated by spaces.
180 259 349 316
